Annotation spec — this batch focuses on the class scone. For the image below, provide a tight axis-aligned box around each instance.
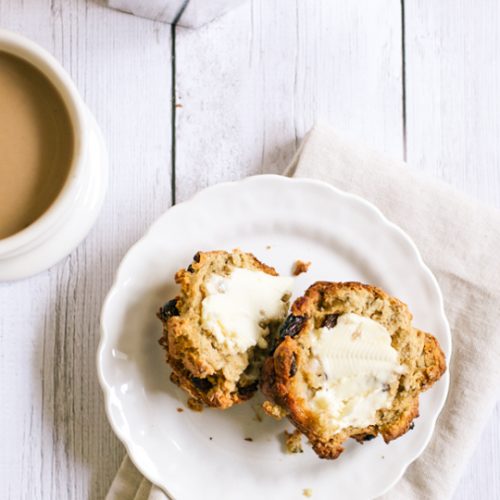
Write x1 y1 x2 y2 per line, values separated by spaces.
261 281 446 459
157 250 293 409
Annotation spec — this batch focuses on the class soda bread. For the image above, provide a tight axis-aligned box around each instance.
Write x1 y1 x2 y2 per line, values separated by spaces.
157 250 293 409
261 281 446 459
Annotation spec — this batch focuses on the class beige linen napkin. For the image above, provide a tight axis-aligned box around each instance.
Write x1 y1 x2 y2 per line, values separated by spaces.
106 125 500 500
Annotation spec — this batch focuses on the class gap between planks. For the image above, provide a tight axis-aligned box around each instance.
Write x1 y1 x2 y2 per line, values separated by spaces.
401 0 407 161
170 0 190 206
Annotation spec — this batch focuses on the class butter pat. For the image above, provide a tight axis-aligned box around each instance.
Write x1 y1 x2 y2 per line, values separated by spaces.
308 313 405 432
201 268 293 354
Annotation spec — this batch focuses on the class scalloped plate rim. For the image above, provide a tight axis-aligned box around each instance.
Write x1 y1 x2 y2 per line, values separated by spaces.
97 174 451 499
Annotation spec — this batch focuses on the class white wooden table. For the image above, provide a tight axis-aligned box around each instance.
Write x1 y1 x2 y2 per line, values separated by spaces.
0 1 499 498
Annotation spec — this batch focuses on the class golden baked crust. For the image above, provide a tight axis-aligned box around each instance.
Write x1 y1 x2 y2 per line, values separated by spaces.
261 281 446 459
157 249 289 409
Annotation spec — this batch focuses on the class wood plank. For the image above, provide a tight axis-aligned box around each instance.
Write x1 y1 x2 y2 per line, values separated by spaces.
0 1 172 498
174 0 404 202
404 2 500 499
405 0 500 208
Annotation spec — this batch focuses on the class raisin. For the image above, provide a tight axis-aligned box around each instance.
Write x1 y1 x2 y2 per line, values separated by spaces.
322 314 339 329
187 264 195 273
289 353 298 377
158 299 179 321
191 377 213 391
363 434 376 441
193 252 201 262
409 422 415 431
279 315 307 341
238 381 259 396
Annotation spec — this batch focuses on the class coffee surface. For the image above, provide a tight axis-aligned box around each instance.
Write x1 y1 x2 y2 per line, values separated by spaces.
0 52 73 239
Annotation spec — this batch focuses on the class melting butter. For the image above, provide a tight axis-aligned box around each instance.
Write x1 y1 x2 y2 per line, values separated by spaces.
201 268 293 354
308 313 405 432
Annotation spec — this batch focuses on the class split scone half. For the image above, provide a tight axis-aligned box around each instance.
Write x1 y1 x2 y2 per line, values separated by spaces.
157 250 293 409
261 281 446 459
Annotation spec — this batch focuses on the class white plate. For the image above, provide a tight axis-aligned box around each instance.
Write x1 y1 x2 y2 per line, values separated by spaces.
98 175 451 500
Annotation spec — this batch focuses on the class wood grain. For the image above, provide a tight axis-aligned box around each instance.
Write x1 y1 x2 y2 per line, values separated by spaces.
174 0 403 202
405 2 500 499
0 1 171 498
405 0 500 208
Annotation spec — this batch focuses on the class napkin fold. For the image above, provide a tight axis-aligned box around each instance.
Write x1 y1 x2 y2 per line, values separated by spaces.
107 0 248 28
106 125 500 500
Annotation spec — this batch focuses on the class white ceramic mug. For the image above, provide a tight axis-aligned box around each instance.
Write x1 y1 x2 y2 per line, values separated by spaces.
0 30 108 281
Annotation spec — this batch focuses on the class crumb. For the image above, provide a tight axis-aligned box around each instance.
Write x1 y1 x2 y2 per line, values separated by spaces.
209 437 213 440
175 103 183 108
187 397 204 412
252 405 263 422
351 330 361 340
244 437 253 442
266 245 271 249
292 260 311 276
381 456 385 459
262 400 287 420
284 429 303 454
176 407 184 413
303 488 313 497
